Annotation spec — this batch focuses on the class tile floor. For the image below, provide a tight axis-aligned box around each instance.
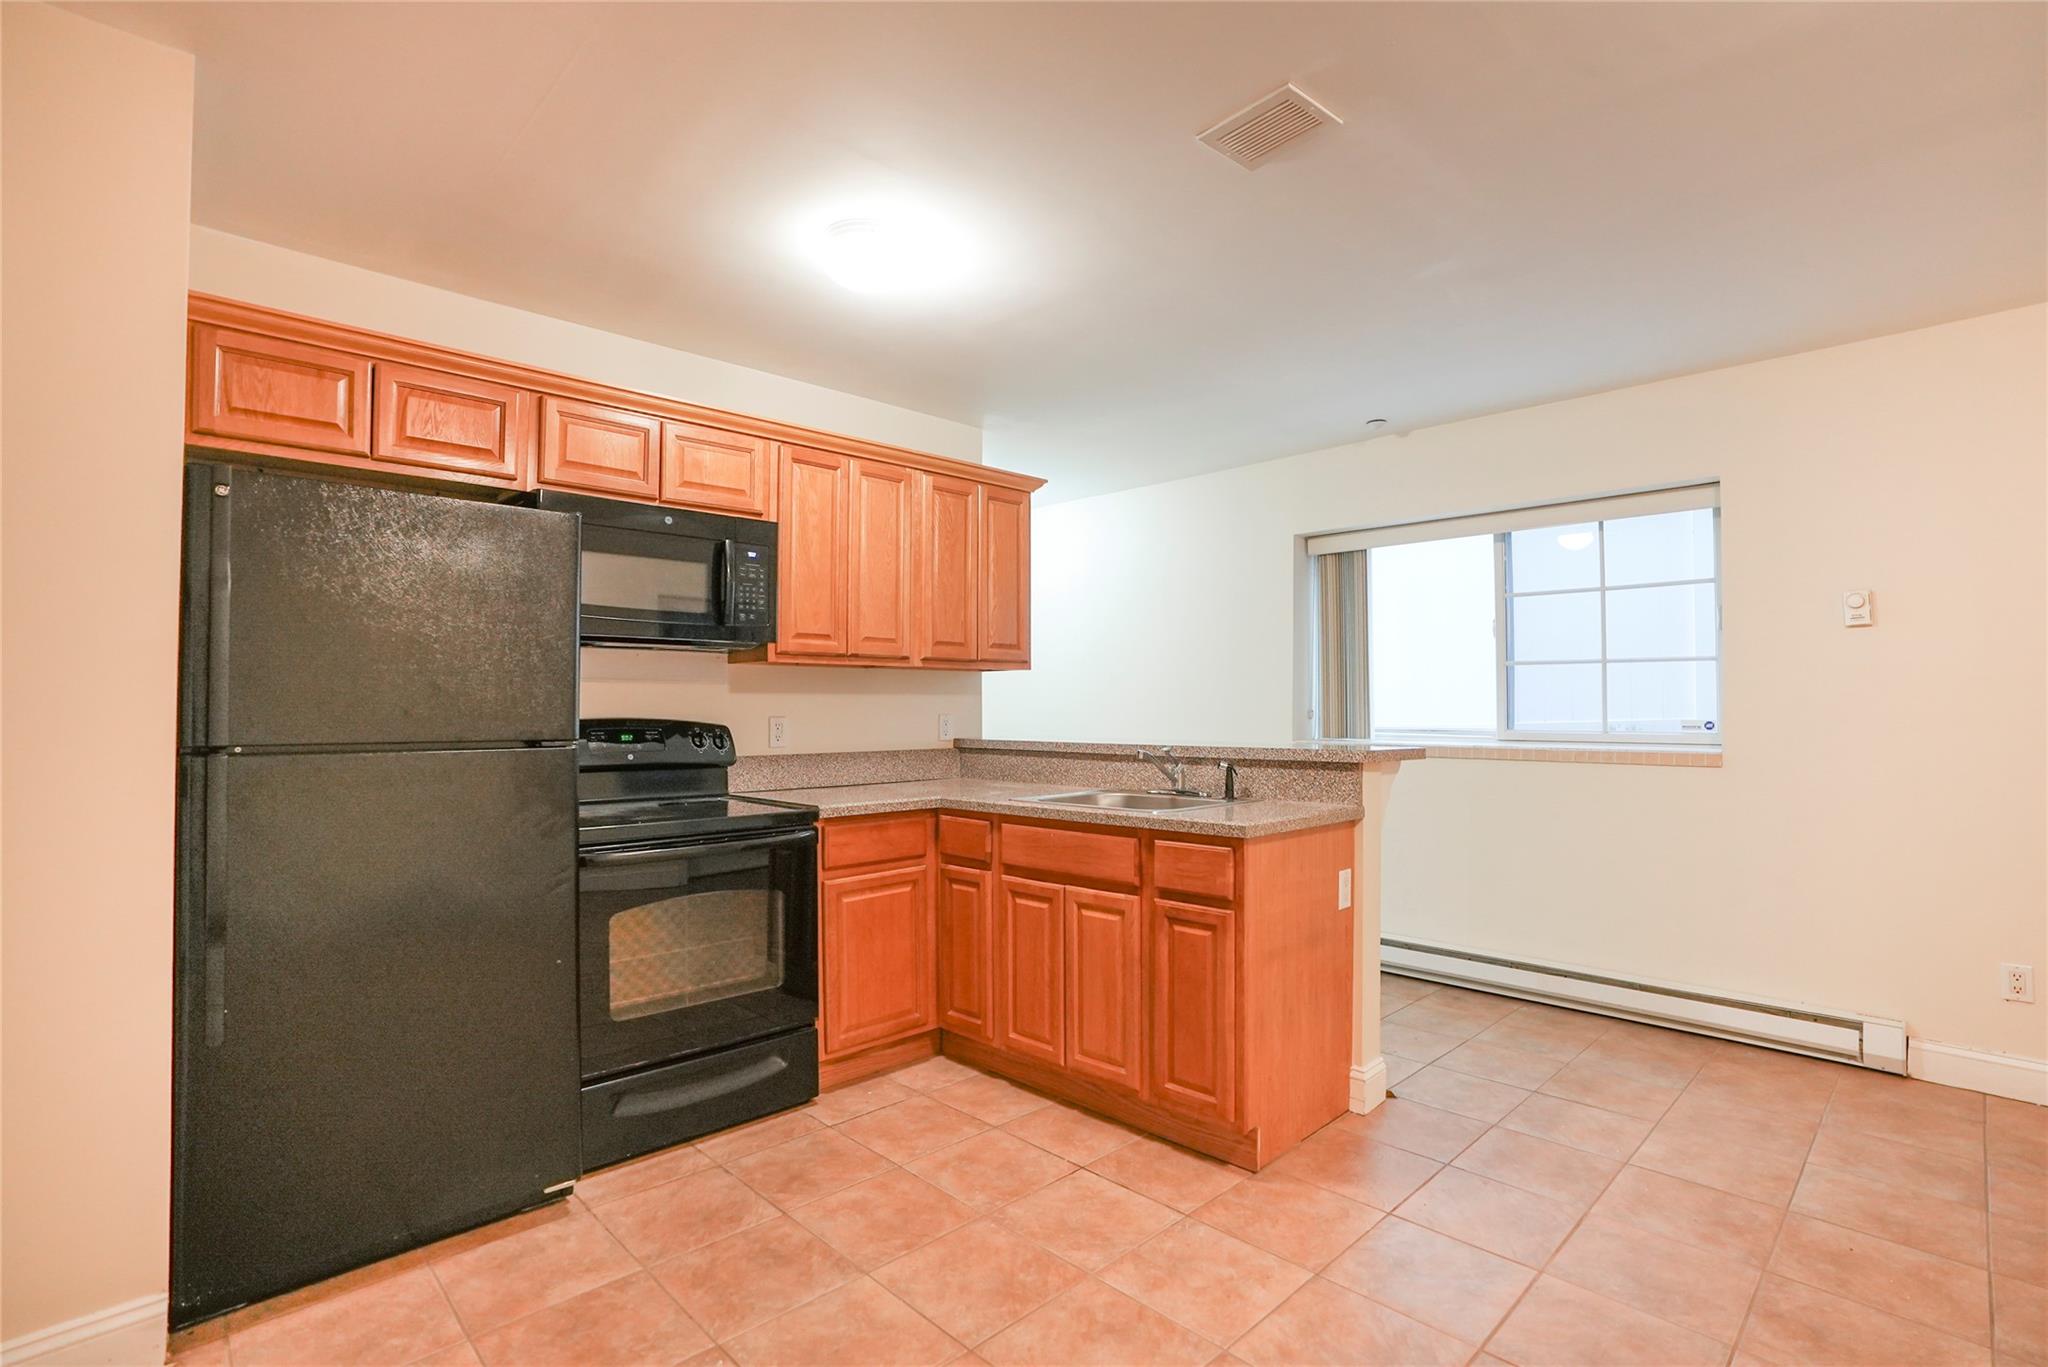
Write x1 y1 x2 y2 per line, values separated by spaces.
164 976 2047 1367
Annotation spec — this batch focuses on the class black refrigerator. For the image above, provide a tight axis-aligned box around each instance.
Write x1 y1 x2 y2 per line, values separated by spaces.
172 462 583 1329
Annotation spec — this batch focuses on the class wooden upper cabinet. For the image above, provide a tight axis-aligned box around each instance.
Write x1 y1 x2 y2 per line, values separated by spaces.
936 864 995 1043
777 446 851 657
980 484 1031 663
821 862 936 1058
921 474 980 663
1064 887 1144 1093
661 420 771 518
189 325 371 456
1150 898 1237 1123
372 363 530 483
996 876 1065 1066
538 396 660 499
846 458 917 660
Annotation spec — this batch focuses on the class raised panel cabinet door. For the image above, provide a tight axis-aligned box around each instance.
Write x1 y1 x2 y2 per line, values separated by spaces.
1150 898 1238 1123
372 363 530 483
921 474 980 662
996 876 1065 1065
776 446 850 656
821 863 935 1057
1064 887 1144 1093
537 396 660 499
660 420 771 518
847 458 916 660
189 324 372 456
936 864 994 1042
979 484 1031 663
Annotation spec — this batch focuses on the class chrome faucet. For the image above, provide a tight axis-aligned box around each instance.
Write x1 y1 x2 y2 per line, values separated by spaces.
1215 759 1240 801
1136 745 1188 793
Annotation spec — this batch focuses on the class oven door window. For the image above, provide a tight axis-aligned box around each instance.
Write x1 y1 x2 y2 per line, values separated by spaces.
579 524 720 626
609 887 782 1019
578 830 818 1079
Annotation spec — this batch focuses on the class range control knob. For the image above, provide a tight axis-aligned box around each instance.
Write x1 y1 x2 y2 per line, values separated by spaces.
688 730 708 749
712 731 729 749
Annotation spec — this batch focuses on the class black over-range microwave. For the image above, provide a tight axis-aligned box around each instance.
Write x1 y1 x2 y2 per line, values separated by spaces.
521 490 776 650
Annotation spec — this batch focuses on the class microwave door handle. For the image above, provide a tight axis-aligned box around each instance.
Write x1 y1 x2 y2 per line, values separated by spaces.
718 539 738 625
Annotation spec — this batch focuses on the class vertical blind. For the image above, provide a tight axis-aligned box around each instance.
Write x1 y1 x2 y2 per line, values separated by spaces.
1313 549 1368 739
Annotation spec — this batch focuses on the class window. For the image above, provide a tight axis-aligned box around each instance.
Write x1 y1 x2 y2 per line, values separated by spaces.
1309 486 1720 744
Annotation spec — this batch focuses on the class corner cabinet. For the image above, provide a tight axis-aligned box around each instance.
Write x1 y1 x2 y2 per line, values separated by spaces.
183 296 1041 668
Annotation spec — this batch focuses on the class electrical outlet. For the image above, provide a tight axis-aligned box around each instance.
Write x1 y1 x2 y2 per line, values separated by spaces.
1337 868 1353 911
2002 963 2035 1003
938 713 955 742
768 716 787 750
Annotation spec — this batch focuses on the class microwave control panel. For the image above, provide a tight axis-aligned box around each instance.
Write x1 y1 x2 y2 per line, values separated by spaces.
731 543 772 623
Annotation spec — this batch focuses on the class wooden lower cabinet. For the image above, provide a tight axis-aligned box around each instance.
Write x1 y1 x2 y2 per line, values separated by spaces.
817 813 1353 1170
820 860 934 1057
1150 898 1237 1123
1064 886 1144 1092
935 864 993 1041
996 876 1066 1065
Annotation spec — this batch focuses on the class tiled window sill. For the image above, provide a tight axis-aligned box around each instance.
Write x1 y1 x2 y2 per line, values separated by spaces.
1417 741 1722 767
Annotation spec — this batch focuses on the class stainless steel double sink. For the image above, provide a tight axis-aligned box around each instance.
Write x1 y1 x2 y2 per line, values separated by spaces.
1026 789 1228 813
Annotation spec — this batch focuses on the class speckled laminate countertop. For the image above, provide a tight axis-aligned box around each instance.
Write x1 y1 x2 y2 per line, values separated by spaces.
956 739 1426 765
738 777 1363 839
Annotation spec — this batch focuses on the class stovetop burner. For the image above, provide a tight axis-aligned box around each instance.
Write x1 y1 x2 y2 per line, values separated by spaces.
574 717 815 849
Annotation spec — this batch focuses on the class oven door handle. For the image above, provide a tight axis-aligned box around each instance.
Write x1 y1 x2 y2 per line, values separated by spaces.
610 1054 789 1119
580 828 815 867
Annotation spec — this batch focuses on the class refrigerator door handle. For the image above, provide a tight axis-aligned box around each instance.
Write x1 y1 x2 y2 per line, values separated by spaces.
203 754 229 1046
205 473 235 748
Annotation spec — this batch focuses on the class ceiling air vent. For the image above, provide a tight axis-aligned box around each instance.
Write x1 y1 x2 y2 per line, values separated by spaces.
1198 83 1341 169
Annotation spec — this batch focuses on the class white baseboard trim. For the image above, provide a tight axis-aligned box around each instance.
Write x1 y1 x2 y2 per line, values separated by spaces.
1349 1057 1389 1115
1909 1038 2048 1106
0 1294 165 1366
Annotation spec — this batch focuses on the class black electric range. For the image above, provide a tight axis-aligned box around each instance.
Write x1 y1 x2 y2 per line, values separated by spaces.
573 719 820 1172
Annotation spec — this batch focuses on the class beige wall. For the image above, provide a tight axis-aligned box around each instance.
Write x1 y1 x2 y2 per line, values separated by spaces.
1 4 195 1346
987 306 2048 1066
190 228 984 753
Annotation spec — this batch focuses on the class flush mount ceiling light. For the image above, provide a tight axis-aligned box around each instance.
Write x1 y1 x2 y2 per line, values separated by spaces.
1557 531 1597 551
797 202 977 297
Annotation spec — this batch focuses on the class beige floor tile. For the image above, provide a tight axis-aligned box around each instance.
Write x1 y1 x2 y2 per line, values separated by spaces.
1808 1124 1987 1207
804 1076 917 1126
1393 1065 1531 1124
723 1277 960 1367
929 1074 1054 1125
592 1167 779 1263
871 1219 1083 1347
691 1110 823 1165
574 1142 714 1206
648 1216 858 1341
905 1129 1074 1210
1381 1021 1469 1064
1590 1166 1784 1266
1739 1273 1991 1367
1396 1166 1580 1267
1086 1134 1245 1212
220 1267 466 1367
725 1128 893 1208
1547 1213 1762 1343
977 1279 1217 1367
469 1272 710 1367
784 1169 978 1270
1499 1093 1655 1161
1336 1097 1490 1162
1262 1127 1443 1210
1322 1216 1533 1343
1190 1174 1385 1270
1437 1038 1568 1090
1631 1120 1808 1206
1792 1164 1988 1268
1487 1275 1728 1367
1450 1126 1621 1211
887 1054 983 1093
835 1095 988 1164
1538 1058 1684 1120
1994 1273 2047 1363
1231 1276 1473 1367
1001 1101 1139 1165
996 1170 1180 1270
431 1204 638 1335
1098 1219 1311 1344
1769 1213 1991 1346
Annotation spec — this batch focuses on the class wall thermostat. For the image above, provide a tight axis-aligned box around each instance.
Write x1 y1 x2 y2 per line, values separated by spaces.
1842 589 1874 627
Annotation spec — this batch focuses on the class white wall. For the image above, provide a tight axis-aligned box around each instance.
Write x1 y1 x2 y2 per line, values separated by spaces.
191 228 984 753
987 306 2048 1065
1 4 195 1346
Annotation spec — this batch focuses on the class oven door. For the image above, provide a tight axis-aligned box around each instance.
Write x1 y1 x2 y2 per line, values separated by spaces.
577 826 817 1081
577 519 775 650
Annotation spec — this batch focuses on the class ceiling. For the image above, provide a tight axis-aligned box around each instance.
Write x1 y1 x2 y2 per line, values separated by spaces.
81 2 2048 501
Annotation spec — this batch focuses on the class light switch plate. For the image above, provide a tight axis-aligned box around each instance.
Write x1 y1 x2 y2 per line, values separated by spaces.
1843 589 1875 627
1337 868 1353 911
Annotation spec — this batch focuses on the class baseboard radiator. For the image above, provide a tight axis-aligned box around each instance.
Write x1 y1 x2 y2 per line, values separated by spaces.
1381 938 1908 1073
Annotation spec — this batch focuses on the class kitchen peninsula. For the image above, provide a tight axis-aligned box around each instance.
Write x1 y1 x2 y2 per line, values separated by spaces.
736 738 1421 1169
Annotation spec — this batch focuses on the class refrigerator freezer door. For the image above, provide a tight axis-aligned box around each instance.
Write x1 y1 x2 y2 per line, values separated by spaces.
171 746 579 1327
180 463 579 749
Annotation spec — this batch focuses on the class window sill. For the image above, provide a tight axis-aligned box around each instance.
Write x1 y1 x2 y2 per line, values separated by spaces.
1380 738 1722 768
